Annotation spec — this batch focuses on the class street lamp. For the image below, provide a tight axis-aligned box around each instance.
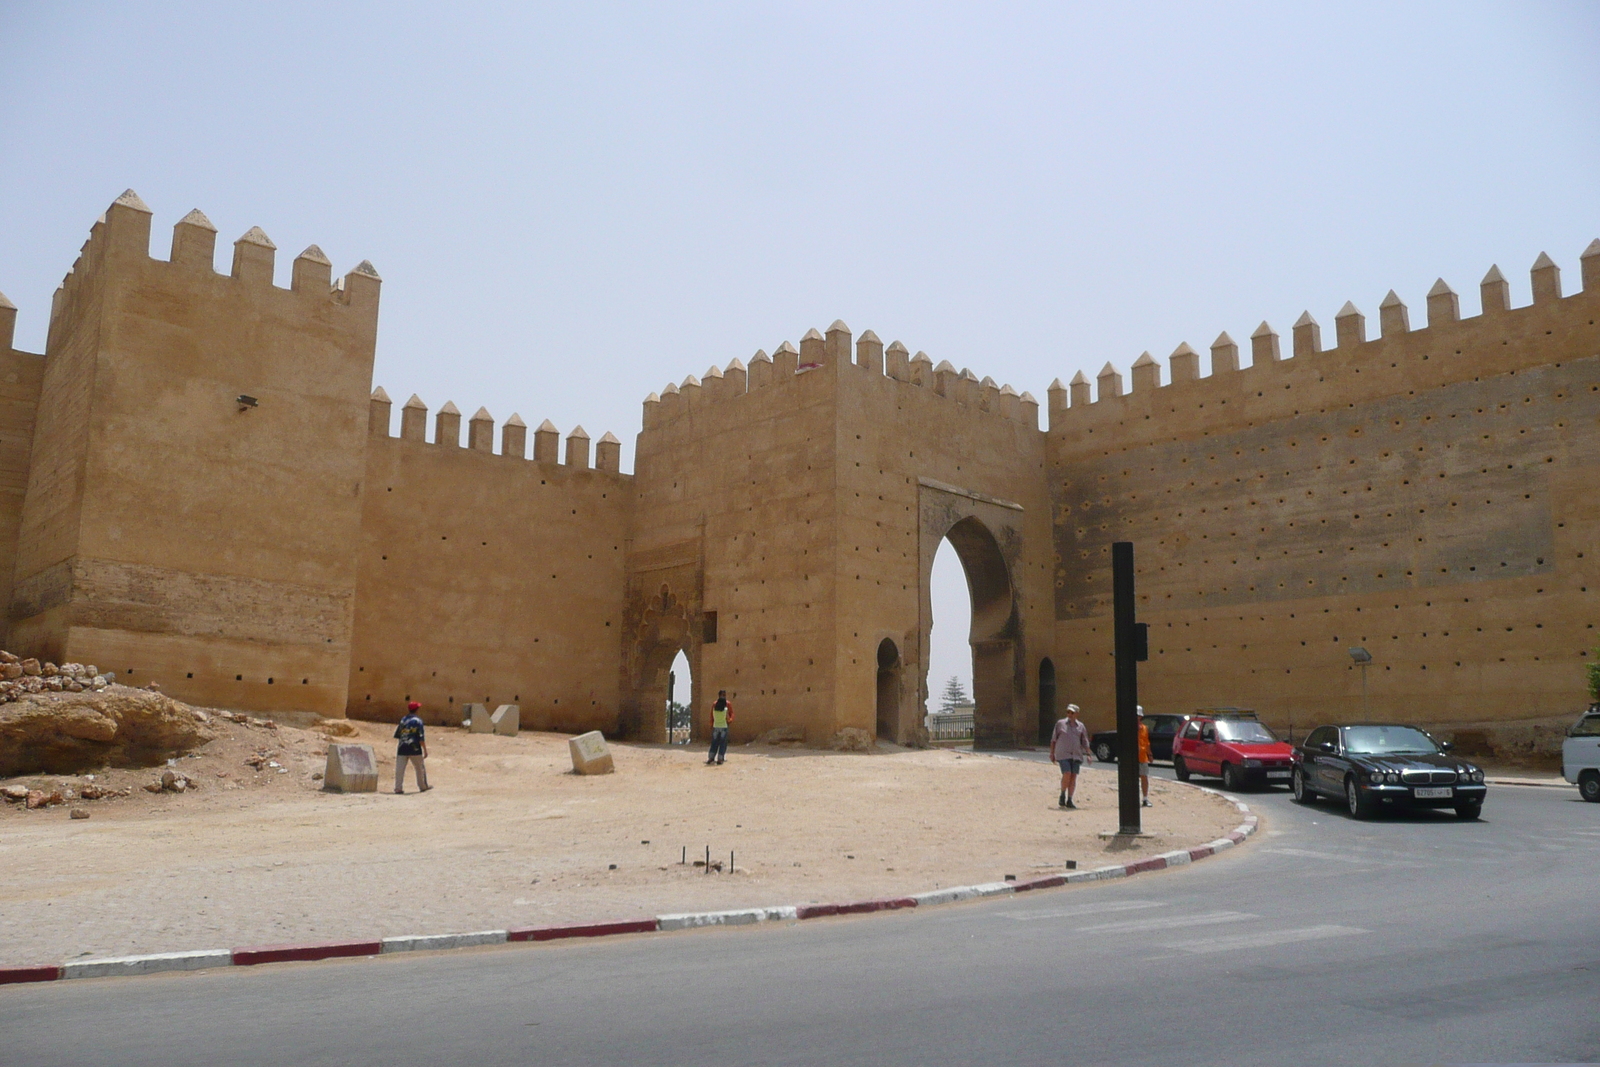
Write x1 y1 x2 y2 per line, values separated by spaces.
1348 647 1372 718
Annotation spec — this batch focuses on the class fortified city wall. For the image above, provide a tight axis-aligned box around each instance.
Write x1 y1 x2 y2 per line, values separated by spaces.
0 293 44 627
0 190 1592 750
1049 244 1600 738
348 394 630 728
0 193 629 728
5 192 379 717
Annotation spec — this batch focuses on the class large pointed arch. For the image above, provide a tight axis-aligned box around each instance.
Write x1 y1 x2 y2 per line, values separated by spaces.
918 484 1027 749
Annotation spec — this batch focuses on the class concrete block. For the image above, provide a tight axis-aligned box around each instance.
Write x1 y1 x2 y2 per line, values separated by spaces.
568 730 614 775
491 704 519 736
380 930 507 954
63 949 231 979
466 703 494 733
323 743 378 793
656 906 796 931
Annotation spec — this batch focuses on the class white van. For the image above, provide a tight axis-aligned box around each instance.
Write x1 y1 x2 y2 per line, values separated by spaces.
1562 705 1600 802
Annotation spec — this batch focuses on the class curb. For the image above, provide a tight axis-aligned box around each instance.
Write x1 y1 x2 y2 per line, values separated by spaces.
1485 776 1569 789
3 793 1256 986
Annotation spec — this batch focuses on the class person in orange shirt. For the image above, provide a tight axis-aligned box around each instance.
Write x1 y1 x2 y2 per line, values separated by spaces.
1137 705 1152 808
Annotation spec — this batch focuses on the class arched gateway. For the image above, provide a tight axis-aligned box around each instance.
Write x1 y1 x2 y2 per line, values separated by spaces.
619 323 1052 749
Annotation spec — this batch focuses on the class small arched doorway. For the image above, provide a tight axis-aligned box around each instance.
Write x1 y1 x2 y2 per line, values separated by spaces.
876 638 901 740
667 648 693 743
1037 658 1056 745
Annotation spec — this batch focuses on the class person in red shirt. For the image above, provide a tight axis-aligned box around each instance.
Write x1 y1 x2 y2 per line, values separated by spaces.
1137 705 1153 808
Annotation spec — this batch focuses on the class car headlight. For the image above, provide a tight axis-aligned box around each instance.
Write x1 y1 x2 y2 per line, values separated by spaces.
1472 769 1484 783
1243 759 1261 768
1384 771 1400 784
1368 770 1383 784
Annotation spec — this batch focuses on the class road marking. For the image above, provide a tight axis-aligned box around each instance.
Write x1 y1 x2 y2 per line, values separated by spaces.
998 900 1164 922
1261 847 1365 863
1167 924 1367 954
1077 910 1254 934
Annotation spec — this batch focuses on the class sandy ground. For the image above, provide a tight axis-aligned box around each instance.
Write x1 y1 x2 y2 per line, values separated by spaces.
0 720 1243 965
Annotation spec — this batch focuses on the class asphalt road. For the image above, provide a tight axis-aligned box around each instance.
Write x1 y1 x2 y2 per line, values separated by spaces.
4 761 1596 1067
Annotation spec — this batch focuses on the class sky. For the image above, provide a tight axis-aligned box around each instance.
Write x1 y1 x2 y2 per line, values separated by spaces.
3 2 1598 710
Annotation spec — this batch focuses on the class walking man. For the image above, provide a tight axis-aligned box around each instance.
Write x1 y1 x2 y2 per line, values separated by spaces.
706 690 733 765
1137 705 1152 807
394 700 430 794
1050 703 1092 808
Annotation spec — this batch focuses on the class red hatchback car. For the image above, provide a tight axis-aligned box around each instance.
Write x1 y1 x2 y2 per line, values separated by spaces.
1172 714 1296 791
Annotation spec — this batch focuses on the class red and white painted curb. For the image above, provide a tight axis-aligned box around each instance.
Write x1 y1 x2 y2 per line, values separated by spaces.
2 795 1256 986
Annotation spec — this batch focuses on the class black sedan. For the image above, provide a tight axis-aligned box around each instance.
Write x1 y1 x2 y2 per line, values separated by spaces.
1292 723 1488 820
1091 713 1184 763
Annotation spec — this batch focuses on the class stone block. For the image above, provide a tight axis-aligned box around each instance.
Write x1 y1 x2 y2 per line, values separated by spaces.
466 703 494 733
62 950 232 979
491 704 519 736
568 730 614 775
323 743 378 793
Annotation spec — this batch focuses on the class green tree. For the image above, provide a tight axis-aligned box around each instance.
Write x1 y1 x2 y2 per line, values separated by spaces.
1587 645 1600 703
939 676 970 712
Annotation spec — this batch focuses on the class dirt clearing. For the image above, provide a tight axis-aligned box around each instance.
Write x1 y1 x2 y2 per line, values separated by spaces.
0 719 1244 964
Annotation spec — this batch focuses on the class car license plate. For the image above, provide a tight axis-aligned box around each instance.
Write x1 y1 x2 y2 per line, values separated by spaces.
1267 771 1291 779
1414 786 1452 799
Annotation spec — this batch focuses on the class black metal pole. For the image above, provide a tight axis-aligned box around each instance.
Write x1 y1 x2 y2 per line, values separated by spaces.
667 670 676 744
1112 542 1141 835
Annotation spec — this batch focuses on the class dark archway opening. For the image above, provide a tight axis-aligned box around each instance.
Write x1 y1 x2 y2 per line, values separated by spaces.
1037 658 1056 745
876 638 901 740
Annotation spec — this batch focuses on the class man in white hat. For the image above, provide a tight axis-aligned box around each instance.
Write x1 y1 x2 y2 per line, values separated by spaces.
1049 704 1092 809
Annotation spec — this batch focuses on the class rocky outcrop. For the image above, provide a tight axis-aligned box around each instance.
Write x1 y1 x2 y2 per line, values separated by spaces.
0 686 215 777
825 727 875 753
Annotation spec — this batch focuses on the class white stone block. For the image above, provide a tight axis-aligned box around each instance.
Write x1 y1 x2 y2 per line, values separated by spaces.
63 949 232 979
323 743 378 793
380 930 507 954
568 730 614 775
466 703 494 734
491 704 519 736
655 906 795 931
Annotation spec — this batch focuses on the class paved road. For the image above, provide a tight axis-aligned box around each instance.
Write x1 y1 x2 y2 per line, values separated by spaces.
4 762 1596 1067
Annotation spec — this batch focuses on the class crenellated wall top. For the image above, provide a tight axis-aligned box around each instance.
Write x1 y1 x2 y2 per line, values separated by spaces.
1046 240 1600 450
639 319 1041 434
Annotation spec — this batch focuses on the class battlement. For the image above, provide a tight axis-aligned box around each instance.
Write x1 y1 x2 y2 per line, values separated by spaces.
368 389 626 474
48 191 382 333
1047 240 1600 448
639 319 1040 433
0 289 19 354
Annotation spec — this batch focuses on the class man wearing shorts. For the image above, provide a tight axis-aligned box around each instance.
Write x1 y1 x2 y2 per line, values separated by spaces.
1049 704 1092 809
1137 705 1152 807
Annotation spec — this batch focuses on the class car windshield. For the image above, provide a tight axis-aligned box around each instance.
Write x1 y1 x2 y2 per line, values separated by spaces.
1342 725 1439 755
1215 720 1278 744
1569 715 1600 738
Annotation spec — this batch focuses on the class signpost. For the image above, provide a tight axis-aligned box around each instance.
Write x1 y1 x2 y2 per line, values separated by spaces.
1112 542 1149 836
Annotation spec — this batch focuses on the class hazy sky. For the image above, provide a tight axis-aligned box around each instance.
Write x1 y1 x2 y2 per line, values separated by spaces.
4 2 1598 711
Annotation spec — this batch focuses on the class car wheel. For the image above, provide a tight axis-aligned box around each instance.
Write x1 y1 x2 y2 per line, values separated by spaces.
1345 776 1375 820
1578 771 1600 803
1292 767 1316 804
1094 741 1114 763
1173 756 1190 782
1454 801 1482 820
1221 763 1242 791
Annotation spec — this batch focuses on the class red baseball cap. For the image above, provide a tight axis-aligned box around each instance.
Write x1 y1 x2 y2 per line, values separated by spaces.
407 701 421 711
